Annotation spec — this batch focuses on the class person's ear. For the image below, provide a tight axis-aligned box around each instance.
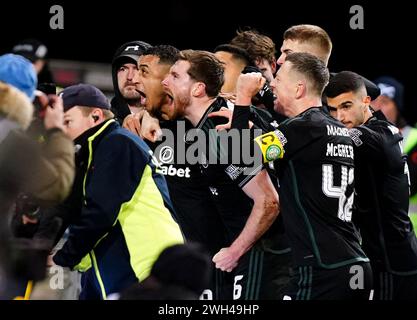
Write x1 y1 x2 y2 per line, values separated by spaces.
295 80 305 99
91 109 102 122
271 60 277 75
363 95 371 106
192 82 205 97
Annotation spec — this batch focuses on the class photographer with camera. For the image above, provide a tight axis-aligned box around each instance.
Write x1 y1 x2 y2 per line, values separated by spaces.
10 83 63 237
0 54 74 200
0 53 75 299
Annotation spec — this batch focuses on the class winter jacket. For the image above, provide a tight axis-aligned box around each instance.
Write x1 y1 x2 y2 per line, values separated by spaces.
53 119 184 299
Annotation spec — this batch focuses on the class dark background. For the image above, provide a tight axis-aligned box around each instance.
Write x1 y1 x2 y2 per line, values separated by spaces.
1 0 415 123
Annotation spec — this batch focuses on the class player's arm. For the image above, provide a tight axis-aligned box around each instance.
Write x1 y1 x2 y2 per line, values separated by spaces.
231 73 286 164
123 110 162 142
232 72 266 130
209 73 274 132
212 169 279 272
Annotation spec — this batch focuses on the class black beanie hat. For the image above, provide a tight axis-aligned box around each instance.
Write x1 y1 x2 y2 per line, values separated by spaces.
150 243 212 295
112 41 152 68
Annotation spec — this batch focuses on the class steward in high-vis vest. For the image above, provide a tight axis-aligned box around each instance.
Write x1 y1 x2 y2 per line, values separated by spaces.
52 84 183 300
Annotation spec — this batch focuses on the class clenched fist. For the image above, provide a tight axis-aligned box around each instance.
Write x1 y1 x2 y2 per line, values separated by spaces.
235 72 266 106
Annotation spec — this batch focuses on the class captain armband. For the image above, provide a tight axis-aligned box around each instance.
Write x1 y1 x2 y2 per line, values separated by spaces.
254 130 287 163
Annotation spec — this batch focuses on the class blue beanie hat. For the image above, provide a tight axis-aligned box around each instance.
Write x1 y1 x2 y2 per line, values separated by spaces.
0 53 37 101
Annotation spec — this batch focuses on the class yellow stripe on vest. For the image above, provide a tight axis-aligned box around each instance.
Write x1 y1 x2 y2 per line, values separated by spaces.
118 165 184 282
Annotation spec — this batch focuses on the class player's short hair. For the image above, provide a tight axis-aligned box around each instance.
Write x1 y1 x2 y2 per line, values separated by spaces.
213 44 253 66
178 50 224 98
143 45 180 66
286 52 330 96
324 71 366 98
284 25 332 60
230 29 276 65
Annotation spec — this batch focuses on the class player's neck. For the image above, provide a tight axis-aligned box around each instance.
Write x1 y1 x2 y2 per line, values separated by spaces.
125 98 141 110
292 97 323 116
185 96 218 126
363 107 373 124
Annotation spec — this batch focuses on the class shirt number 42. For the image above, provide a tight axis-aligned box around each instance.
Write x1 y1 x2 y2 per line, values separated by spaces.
322 164 354 222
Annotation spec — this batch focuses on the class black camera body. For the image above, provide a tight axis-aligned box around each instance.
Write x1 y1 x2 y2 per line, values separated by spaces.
33 83 56 120
11 238 51 281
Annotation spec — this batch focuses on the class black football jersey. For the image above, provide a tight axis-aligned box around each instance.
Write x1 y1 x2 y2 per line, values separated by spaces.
187 98 263 243
350 111 417 274
147 119 226 254
260 107 369 268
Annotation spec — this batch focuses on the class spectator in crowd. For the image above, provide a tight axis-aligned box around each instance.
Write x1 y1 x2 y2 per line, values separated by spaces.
0 77 73 299
111 41 152 122
12 38 48 75
12 38 54 84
